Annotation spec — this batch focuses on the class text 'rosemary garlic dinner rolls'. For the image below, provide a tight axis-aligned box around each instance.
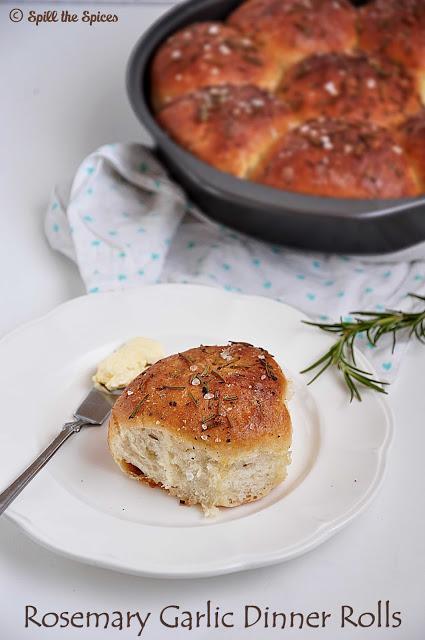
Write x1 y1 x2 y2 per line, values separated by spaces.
253 118 420 199
227 0 357 69
157 85 295 178
398 110 425 192
279 53 421 127
108 344 292 514
150 21 282 111
358 0 425 104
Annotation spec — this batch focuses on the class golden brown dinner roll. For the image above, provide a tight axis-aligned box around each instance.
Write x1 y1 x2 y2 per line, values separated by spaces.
279 53 421 127
157 84 295 177
228 0 357 68
109 343 292 513
150 21 281 110
398 110 425 192
358 0 425 103
253 118 420 198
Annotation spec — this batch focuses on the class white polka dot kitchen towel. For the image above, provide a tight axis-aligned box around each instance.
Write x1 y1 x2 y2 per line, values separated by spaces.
45 143 425 381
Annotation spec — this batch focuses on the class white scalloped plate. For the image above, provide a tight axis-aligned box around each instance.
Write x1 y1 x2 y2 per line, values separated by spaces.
0 284 393 577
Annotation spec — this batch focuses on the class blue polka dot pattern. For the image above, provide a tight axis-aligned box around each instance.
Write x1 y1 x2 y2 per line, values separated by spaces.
45 144 425 386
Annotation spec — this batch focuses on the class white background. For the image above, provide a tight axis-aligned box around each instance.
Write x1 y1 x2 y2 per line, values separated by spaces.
0 3 424 639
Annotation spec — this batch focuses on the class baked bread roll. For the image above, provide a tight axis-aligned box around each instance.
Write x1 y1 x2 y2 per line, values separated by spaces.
227 0 357 68
279 53 421 127
109 343 292 513
358 0 425 103
150 21 281 110
253 118 419 198
157 84 295 177
398 110 425 192
151 0 425 198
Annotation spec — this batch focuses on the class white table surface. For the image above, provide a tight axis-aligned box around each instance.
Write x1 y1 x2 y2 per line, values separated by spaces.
0 4 424 639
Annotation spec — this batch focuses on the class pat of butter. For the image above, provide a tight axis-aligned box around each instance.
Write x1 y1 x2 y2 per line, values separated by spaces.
93 337 165 391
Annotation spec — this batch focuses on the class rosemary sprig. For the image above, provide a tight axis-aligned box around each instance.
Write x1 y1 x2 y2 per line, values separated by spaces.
301 294 425 402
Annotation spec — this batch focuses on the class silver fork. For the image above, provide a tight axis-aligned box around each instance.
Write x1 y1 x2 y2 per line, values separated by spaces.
0 387 118 515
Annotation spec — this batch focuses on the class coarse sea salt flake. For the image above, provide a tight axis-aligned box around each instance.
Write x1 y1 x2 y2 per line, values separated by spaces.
324 81 338 96
252 98 265 107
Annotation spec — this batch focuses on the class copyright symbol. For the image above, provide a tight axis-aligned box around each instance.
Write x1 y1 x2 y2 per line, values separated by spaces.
9 8 23 22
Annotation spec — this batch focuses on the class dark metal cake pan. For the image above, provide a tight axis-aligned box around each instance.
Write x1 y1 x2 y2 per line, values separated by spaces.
127 0 425 255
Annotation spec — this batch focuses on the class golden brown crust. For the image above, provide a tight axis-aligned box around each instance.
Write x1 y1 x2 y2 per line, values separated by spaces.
279 53 421 127
157 84 295 177
110 343 291 452
227 0 357 67
398 110 425 191
150 21 282 110
150 0 425 198
358 0 425 72
253 118 420 198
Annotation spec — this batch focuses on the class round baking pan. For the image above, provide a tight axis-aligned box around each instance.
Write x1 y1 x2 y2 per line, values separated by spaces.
127 0 425 255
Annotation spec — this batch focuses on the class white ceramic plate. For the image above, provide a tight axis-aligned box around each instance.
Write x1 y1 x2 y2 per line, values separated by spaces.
0 284 393 577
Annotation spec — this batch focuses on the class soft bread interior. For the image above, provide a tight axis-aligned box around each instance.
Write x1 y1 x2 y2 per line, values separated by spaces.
110 419 291 513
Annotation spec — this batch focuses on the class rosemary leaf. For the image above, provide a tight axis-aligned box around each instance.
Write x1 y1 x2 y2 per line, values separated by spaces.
128 394 149 419
301 293 425 401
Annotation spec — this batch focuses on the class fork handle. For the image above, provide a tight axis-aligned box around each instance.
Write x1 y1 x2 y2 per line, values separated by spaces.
0 419 85 516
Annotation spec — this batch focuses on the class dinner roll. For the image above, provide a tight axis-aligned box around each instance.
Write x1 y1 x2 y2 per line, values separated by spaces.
279 53 421 127
358 0 425 103
253 118 419 198
150 21 281 110
228 0 357 69
398 110 425 192
109 343 292 514
157 84 295 178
